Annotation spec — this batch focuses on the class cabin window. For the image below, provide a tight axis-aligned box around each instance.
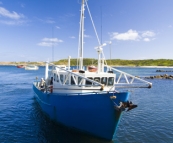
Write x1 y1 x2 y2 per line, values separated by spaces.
71 76 76 85
108 77 114 86
57 75 59 82
93 77 101 86
94 77 100 83
78 77 82 85
60 74 63 84
86 77 93 85
64 75 69 85
101 77 107 85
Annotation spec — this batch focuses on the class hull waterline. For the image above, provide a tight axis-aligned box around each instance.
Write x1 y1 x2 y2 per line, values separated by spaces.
33 83 129 140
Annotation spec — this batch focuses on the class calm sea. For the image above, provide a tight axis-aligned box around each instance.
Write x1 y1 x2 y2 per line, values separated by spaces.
0 66 173 143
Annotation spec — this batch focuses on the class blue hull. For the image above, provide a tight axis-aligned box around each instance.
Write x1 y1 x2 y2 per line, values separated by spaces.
33 84 129 140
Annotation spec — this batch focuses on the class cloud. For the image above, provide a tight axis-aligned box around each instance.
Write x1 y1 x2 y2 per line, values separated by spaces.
35 17 55 24
143 38 150 42
58 13 75 22
70 36 75 39
0 20 26 25
0 6 24 19
45 19 55 24
38 38 63 47
168 25 172 28
56 26 60 29
141 31 155 42
0 2 2 5
142 31 155 37
0 6 27 25
110 29 156 42
111 29 140 41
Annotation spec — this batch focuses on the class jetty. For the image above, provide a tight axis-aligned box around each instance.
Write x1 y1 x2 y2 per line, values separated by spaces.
145 74 173 79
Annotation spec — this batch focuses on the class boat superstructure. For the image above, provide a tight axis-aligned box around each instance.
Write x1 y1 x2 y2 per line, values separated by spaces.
33 0 152 140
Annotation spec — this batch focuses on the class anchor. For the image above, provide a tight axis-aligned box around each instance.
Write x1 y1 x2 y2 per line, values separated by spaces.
115 101 137 112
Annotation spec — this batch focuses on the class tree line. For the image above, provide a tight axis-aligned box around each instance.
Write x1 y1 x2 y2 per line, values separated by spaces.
53 58 173 66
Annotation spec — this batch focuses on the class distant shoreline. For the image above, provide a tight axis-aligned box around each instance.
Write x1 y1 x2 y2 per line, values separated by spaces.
113 66 173 68
1 59 173 68
0 62 173 68
0 62 45 66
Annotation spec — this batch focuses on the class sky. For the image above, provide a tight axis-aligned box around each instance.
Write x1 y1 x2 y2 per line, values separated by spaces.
0 0 173 62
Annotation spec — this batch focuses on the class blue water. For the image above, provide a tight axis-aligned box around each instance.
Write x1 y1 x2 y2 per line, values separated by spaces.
0 66 173 143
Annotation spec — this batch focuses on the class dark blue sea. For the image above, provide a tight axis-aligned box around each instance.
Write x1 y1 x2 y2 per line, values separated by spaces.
0 66 173 143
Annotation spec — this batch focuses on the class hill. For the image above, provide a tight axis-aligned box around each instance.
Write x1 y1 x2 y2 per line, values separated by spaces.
1 59 173 66
54 59 173 66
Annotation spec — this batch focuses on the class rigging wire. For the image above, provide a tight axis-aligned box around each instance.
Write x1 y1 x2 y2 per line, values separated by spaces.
85 0 108 66
85 0 101 45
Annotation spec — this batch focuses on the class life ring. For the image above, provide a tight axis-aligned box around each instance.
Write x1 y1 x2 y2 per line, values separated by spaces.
88 66 97 72
72 69 79 72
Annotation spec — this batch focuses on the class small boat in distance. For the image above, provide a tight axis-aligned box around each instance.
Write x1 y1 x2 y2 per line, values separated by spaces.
33 0 152 141
16 65 25 68
25 65 39 70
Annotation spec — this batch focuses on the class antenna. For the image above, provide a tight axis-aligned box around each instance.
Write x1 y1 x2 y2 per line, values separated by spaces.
100 6 102 45
52 27 54 62
109 41 112 65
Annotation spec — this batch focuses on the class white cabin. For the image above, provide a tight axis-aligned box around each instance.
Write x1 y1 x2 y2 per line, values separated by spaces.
46 65 115 94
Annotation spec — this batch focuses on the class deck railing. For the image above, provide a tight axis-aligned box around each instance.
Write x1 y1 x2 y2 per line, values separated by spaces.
49 63 103 88
48 63 152 90
106 66 152 89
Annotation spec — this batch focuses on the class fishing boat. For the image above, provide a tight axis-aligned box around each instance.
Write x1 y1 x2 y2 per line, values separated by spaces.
25 65 39 70
16 65 25 68
33 0 152 141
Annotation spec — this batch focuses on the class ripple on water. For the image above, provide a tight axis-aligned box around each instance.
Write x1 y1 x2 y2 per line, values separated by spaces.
1 66 173 143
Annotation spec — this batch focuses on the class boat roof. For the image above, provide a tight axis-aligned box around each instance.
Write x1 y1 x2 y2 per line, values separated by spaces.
52 69 115 77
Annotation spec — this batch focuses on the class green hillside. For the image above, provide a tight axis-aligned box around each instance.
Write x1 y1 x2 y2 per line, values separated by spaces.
54 59 173 66
1 59 173 66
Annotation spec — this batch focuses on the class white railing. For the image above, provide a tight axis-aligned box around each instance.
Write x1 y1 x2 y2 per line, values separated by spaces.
106 66 152 89
48 63 152 90
49 63 103 87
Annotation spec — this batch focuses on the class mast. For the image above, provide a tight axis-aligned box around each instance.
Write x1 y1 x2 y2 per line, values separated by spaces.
79 0 85 70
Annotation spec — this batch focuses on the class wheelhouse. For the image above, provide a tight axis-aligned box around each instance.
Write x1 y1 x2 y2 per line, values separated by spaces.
46 65 116 93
